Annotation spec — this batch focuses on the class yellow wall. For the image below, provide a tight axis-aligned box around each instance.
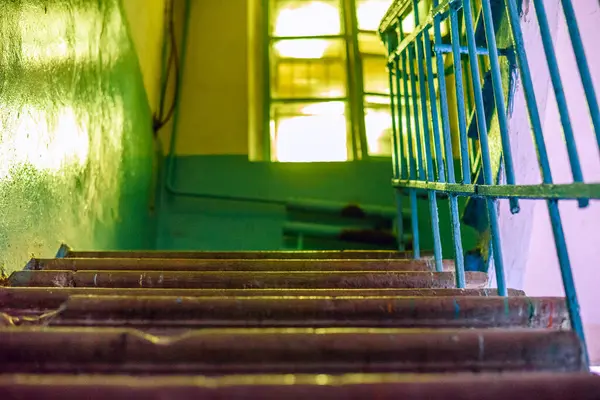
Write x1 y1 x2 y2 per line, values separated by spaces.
171 0 250 155
123 0 249 155
122 0 167 114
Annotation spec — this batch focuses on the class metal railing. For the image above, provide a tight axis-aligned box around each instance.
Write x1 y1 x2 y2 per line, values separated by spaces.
379 0 600 364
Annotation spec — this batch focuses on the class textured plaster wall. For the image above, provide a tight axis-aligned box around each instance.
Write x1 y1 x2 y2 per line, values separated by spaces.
0 0 155 274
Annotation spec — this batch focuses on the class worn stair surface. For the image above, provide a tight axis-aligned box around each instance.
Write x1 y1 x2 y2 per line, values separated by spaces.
0 246 598 398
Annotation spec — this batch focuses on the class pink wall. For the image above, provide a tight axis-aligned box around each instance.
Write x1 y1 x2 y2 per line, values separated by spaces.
496 0 600 363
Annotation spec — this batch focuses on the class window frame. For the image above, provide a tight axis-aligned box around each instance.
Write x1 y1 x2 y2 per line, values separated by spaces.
261 0 393 162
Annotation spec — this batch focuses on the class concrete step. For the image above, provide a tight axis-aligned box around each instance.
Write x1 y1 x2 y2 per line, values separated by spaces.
0 327 584 374
7 270 488 289
61 249 432 260
2 372 598 399
0 287 526 311
0 295 568 329
26 257 451 272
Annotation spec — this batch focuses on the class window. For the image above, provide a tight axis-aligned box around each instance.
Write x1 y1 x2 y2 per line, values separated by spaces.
266 0 395 162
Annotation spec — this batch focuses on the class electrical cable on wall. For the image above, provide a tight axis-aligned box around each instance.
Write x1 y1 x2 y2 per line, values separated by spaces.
153 0 180 136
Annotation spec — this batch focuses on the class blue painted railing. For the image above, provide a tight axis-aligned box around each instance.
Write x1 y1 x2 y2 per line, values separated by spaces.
380 0 600 365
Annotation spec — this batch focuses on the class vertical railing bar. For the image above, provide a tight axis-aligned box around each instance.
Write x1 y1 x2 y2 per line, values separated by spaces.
395 61 409 179
462 0 507 296
401 31 417 181
531 0 587 208
504 0 587 360
423 31 446 182
432 0 466 288
487 198 507 295
387 30 406 253
432 3 456 185
560 0 600 152
480 0 520 213
387 37 401 180
413 0 443 272
395 190 405 251
407 43 427 181
409 189 421 259
427 190 444 271
400 26 421 260
449 3 472 184
548 199 589 366
449 195 465 286
464 59 475 118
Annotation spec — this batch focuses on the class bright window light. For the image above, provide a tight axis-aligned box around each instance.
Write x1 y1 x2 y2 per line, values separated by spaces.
273 101 348 162
357 0 394 31
365 109 392 155
274 1 341 37
274 39 330 59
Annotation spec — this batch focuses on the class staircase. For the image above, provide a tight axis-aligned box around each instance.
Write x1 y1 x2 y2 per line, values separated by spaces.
1 246 599 398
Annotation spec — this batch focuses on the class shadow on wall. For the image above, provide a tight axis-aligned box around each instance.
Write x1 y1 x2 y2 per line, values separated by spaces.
0 0 155 274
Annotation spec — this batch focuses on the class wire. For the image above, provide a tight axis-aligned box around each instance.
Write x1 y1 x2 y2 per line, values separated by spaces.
153 0 180 135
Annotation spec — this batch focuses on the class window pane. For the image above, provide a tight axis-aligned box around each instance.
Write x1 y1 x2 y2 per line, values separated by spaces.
271 38 347 98
362 55 389 94
365 103 393 157
271 101 349 162
356 0 394 31
270 0 342 37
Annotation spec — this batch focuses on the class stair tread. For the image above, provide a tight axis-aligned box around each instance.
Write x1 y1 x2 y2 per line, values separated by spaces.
2 372 598 399
26 257 450 272
0 287 526 309
1 295 568 329
62 249 432 260
0 327 583 374
8 270 488 289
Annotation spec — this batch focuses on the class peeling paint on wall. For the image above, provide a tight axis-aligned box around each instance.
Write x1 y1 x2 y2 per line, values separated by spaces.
0 0 155 274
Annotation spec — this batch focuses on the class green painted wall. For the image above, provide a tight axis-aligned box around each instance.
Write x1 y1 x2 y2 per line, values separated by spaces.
157 156 397 250
157 155 476 254
0 0 155 274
